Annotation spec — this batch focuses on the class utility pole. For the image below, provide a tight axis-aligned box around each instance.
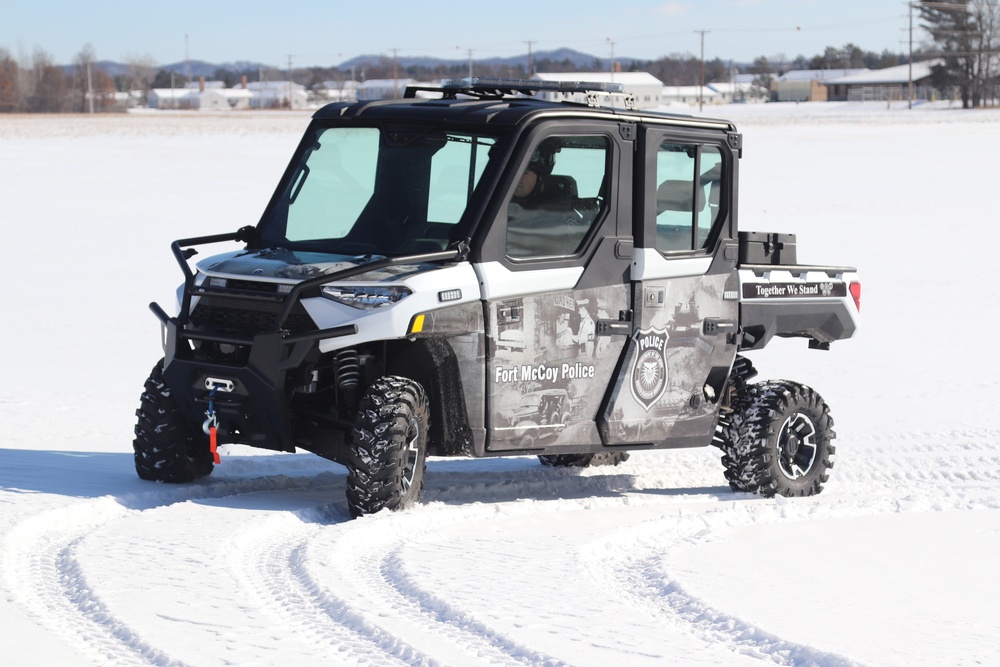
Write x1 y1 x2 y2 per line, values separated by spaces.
696 30 710 112
524 40 536 77
908 1 914 109
287 54 293 109
391 48 399 98
607 38 616 81
467 49 474 78
86 61 94 113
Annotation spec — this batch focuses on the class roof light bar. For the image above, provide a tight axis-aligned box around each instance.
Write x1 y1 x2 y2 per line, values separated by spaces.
441 77 626 95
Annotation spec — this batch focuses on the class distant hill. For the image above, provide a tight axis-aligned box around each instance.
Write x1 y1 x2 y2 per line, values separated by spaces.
339 47 641 71
59 60 133 77
71 48 647 80
158 60 270 77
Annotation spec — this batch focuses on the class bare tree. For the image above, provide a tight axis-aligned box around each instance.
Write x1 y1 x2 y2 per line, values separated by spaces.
28 47 68 112
0 48 17 112
122 52 157 107
750 56 774 101
920 0 1000 108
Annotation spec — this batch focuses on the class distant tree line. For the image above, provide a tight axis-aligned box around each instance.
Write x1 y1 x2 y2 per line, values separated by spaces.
3 16 998 113
0 43 158 112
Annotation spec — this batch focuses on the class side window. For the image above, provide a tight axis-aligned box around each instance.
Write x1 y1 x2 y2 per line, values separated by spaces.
428 135 495 224
654 142 724 253
505 135 609 260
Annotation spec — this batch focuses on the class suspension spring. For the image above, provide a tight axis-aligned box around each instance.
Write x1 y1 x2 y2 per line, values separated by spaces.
335 348 361 404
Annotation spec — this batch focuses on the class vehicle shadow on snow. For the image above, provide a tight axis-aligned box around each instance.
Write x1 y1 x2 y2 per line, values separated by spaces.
0 449 732 519
420 457 733 507
0 448 351 513
0 449 145 499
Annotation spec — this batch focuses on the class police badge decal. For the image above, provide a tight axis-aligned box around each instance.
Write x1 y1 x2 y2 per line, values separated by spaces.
630 328 669 411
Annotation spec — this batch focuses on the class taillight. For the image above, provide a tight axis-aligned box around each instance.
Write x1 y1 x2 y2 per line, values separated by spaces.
849 282 862 311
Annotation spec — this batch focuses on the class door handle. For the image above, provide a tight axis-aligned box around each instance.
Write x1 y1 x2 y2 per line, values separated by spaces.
703 318 737 336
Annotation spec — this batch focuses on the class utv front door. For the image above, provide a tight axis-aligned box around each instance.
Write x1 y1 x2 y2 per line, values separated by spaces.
476 126 634 451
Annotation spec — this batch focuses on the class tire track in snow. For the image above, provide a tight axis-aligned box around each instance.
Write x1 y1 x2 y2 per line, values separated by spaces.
311 507 571 667
834 433 1000 494
231 512 434 666
581 507 868 667
580 431 1000 666
377 549 570 667
1 471 347 666
3 498 187 667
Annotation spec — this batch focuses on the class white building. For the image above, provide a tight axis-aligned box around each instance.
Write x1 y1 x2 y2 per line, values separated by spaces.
661 85 718 107
708 74 759 103
148 88 199 110
149 78 253 110
358 79 417 100
246 81 309 109
531 72 665 110
319 80 360 103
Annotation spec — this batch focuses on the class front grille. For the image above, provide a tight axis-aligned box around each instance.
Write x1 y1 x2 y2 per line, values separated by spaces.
191 296 316 335
225 279 286 294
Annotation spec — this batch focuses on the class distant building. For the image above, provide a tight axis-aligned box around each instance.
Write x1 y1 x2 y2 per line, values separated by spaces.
319 80 360 103
531 72 665 110
358 79 416 101
149 77 252 110
661 85 718 106
246 81 308 109
771 69 868 102
820 60 944 102
708 74 760 104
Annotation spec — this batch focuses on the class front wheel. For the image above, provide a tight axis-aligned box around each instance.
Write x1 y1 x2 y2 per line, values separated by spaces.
133 360 214 483
720 381 835 497
346 376 429 518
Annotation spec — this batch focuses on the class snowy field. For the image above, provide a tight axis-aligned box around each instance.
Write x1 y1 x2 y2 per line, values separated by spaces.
1 101 999 666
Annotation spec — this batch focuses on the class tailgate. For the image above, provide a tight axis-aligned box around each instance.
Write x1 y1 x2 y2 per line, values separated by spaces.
738 264 861 350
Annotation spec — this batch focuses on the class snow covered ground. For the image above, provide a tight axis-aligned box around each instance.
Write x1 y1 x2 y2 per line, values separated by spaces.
1 102 998 666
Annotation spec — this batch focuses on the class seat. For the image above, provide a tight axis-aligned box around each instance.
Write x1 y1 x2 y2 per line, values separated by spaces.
656 179 705 214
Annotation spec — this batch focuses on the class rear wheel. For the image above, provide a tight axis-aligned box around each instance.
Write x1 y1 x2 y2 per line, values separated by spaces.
133 360 214 483
347 376 429 518
720 380 835 497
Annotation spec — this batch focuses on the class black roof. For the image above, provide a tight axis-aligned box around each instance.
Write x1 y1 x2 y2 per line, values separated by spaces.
312 94 736 132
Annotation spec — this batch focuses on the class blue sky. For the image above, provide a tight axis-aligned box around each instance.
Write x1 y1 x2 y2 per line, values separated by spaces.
1 1 912 67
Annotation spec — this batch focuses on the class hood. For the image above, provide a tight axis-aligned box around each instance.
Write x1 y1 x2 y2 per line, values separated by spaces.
198 248 431 282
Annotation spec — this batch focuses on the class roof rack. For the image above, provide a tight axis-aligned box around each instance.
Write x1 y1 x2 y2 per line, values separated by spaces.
404 77 637 109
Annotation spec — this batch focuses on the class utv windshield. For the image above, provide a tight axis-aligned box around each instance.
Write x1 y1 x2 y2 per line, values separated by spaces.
257 124 498 255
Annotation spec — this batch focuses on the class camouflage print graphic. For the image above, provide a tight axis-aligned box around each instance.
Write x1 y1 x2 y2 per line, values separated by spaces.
486 284 628 450
604 272 739 445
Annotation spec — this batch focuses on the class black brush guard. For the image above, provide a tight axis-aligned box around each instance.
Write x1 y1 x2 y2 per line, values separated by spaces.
149 227 463 453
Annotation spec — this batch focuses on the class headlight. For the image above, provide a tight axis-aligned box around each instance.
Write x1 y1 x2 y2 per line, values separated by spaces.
321 284 412 309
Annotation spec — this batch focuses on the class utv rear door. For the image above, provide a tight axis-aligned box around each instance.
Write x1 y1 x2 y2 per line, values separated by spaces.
601 124 741 447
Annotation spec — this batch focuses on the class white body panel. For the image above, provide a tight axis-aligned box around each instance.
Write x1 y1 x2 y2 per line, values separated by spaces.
632 248 712 281
472 262 584 300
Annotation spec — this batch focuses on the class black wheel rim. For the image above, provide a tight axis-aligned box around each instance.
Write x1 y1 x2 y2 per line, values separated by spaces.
777 412 818 480
401 417 421 495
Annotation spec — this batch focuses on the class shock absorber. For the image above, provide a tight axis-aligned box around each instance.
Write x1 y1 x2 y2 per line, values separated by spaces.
334 348 361 406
